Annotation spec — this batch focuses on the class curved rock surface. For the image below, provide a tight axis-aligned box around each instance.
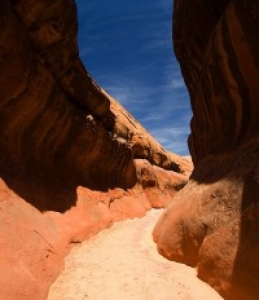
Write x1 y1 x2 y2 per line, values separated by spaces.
154 1 259 300
0 1 192 300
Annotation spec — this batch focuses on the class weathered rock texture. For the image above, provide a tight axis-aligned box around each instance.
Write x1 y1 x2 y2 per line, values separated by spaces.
154 1 259 300
0 1 192 300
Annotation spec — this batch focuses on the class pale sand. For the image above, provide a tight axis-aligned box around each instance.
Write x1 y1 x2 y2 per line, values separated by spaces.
48 209 223 300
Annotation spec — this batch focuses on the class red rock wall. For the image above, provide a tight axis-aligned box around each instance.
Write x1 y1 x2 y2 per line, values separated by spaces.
0 0 136 189
0 1 192 299
154 1 259 300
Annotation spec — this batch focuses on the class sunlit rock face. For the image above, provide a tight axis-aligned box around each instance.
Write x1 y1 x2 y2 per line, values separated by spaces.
0 1 192 300
154 1 259 300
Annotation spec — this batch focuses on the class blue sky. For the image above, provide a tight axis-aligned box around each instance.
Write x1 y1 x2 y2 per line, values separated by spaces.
76 0 191 156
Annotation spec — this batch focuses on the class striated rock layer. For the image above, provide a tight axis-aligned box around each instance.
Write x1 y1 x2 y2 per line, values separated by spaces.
154 1 259 300
0 1 192 300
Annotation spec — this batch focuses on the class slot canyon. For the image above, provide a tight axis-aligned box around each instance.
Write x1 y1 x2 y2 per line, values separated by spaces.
0 1 258 300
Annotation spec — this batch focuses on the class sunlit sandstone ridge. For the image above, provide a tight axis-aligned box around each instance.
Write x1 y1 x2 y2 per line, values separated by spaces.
154 1 259 300
0 1 192 299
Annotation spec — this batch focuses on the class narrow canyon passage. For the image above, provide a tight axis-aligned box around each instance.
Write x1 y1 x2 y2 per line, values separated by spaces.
47 209 223 300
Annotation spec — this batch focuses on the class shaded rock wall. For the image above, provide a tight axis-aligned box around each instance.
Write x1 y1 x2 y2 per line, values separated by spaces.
0 0 135 189
154 1 259 300
0 0 187 188
0 1 192 300
174 0 259 165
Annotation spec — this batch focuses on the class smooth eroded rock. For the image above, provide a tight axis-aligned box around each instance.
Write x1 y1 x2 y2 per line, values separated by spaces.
154 1 259 299
0 1 192 299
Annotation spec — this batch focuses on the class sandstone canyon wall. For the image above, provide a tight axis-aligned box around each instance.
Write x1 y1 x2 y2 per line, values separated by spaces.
154 1 259 300
0 1 192 300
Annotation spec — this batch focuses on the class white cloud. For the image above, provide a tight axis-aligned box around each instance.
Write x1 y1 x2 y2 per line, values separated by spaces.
151 127 190 155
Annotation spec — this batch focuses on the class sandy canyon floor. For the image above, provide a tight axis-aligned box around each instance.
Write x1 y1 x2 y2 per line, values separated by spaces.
47 209 223 300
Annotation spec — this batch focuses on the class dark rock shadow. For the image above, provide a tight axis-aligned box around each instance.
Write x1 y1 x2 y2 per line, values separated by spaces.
189 143 259 299
231 172 259 300
0 166 78 213
0 160 136 213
